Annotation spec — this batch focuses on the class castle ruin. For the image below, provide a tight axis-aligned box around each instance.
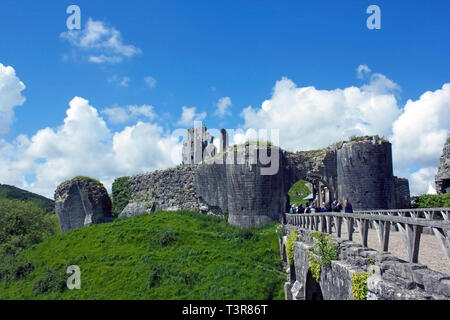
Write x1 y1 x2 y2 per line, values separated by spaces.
119 126 411 228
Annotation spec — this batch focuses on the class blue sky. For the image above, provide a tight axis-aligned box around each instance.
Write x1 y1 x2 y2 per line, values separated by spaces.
0 0 449 197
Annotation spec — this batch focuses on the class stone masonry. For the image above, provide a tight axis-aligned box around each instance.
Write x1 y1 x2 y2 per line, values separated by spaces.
283 226 450 300
55 177 113 232
435 139 450 194
115 128 411 228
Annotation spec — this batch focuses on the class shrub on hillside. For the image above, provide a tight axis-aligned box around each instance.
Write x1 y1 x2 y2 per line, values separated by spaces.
158 227 179 246
148 265 164 287
0 256 34 281
32 268 67 295
0 199 59 257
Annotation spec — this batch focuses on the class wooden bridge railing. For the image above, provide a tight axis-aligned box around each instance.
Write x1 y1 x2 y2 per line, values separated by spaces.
285 208 450 265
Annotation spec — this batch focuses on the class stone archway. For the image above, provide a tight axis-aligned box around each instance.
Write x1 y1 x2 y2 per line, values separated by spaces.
304 270 323 300
304 174 334 207
287 173 334 210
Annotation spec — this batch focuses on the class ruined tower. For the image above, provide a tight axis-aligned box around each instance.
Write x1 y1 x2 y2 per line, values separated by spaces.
182 125 216 165
336 136 410 210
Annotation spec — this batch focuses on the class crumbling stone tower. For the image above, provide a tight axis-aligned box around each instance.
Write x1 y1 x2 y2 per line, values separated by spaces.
182 125 216 165
182 125 230 165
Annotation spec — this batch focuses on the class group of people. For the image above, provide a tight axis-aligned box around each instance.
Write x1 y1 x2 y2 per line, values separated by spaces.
289 198 353 214
288 198 353 233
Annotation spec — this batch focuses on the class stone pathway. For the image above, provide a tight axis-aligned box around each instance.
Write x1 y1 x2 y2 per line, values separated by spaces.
330 223 450 275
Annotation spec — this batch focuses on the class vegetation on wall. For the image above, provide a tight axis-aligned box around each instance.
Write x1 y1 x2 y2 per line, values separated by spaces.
352 272 370 300
286 229 298 266
307 232 339 282
112 176 131 217
0 211 285 300
275 224 285 240
348 135 388 143
411 194 450 209
61 176 103 187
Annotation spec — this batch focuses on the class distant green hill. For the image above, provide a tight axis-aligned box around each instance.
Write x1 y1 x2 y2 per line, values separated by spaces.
288 180 311 206
0 211 285 300
0 184 54 214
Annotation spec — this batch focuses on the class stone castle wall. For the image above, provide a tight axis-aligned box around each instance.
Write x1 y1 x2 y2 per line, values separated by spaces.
284 227 450 300
116 135 411 228
336 137 395 210
119 166 201 218
435 140 450 194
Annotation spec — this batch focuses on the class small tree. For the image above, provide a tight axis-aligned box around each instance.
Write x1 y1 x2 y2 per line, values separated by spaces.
307 232 339 282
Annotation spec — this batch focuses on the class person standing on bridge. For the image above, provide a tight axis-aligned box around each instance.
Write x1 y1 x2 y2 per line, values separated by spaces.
331 198 342 212
344 199 354 233
344 199 353 213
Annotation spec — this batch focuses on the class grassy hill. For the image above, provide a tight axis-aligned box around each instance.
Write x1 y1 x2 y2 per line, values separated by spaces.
0 211 285 300
288 180 311 206
0 184 54 214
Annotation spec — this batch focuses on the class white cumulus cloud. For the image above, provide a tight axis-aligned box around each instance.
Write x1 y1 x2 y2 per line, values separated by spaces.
408 167 439 196
144 76 157 89
101 105 156 124
61 18 142 64
0 97 181 198
177 106 207 126
241 74 401 151
357 64 371 79
0 63 26 134
391 83 450 168
215 96 232 117
239 69 449 195
107 75 130 87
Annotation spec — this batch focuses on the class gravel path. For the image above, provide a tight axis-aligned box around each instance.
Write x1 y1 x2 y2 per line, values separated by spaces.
329 221 450 275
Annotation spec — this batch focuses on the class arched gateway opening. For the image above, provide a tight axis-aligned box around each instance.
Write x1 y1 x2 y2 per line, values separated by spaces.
305 270 324 300
287 175 334 212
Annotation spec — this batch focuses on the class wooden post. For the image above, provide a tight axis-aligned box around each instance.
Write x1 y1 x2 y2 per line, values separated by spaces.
314 216 319 231
326 216 332 234
320 215 326 232
360 219 369 247
346 218 354 241
431 227 450 264
374 220 391 252
382 221 391 252
336 216 343 238
398 223 423 263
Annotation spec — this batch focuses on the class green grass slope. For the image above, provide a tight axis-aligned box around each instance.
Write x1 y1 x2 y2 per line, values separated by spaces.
288 180 311 206
0 184 54 214
0 211 285 300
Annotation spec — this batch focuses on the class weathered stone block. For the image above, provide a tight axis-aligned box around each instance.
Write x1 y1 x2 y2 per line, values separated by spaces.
55 177 113 232
284 282 293 300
